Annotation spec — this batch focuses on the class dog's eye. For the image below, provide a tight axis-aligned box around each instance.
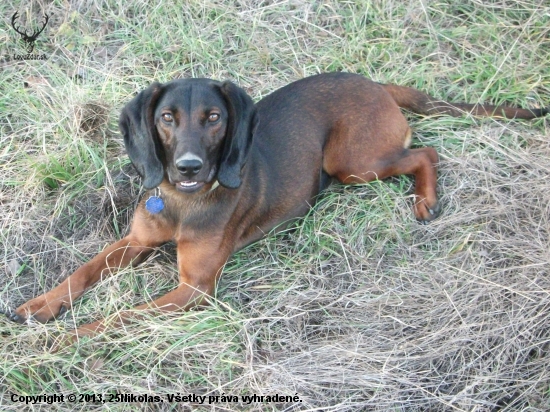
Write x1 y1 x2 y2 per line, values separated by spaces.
161 113 173 123
208 113 220 122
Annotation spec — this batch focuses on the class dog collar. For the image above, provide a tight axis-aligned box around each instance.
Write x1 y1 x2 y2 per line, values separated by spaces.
145 181 219 215
209 180 220 191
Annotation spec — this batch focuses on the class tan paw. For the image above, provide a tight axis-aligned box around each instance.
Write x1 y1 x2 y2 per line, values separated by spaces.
414 198 441 223
9 295 67 324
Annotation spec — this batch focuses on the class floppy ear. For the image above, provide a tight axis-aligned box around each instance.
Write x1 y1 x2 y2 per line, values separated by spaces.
217 81 258 189
119 83 165 190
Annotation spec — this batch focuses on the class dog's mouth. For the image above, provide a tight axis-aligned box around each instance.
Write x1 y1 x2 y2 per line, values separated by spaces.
173 166 217 193
176 180 205 193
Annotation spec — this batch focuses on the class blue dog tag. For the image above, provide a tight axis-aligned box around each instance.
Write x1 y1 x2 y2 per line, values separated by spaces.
145 196 164 214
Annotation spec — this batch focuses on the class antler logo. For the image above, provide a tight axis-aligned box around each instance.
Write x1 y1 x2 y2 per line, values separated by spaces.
11 12 49 53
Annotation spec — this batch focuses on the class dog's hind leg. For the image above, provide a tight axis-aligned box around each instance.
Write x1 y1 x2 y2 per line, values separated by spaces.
322 88 440 222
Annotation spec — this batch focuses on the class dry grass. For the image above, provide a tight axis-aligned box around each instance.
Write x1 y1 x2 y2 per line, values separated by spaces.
1 0 549 410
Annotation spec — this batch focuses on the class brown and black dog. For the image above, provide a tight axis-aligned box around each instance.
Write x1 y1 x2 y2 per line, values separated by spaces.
9 72 548 338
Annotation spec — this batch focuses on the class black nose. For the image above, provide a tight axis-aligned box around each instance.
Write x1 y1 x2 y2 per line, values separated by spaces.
176 158 203 177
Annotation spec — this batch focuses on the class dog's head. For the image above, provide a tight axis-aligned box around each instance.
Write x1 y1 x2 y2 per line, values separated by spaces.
119 78 258 192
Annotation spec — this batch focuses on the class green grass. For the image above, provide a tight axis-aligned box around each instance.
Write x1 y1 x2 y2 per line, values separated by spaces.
1 0 549 410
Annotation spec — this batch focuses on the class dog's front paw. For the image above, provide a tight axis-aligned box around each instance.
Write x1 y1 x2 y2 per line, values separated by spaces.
9 295 68 324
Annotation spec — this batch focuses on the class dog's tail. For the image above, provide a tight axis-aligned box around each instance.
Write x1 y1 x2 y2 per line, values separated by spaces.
381 84 548 120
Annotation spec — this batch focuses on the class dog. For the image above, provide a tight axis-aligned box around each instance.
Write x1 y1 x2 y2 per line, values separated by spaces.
8 72 548 338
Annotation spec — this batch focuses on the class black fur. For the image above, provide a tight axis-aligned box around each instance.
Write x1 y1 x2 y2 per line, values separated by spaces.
119 83 165 190
217 81 258 189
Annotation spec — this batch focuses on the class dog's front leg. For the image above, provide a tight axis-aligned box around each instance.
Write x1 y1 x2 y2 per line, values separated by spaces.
73 234 230 337
10 208 172 324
